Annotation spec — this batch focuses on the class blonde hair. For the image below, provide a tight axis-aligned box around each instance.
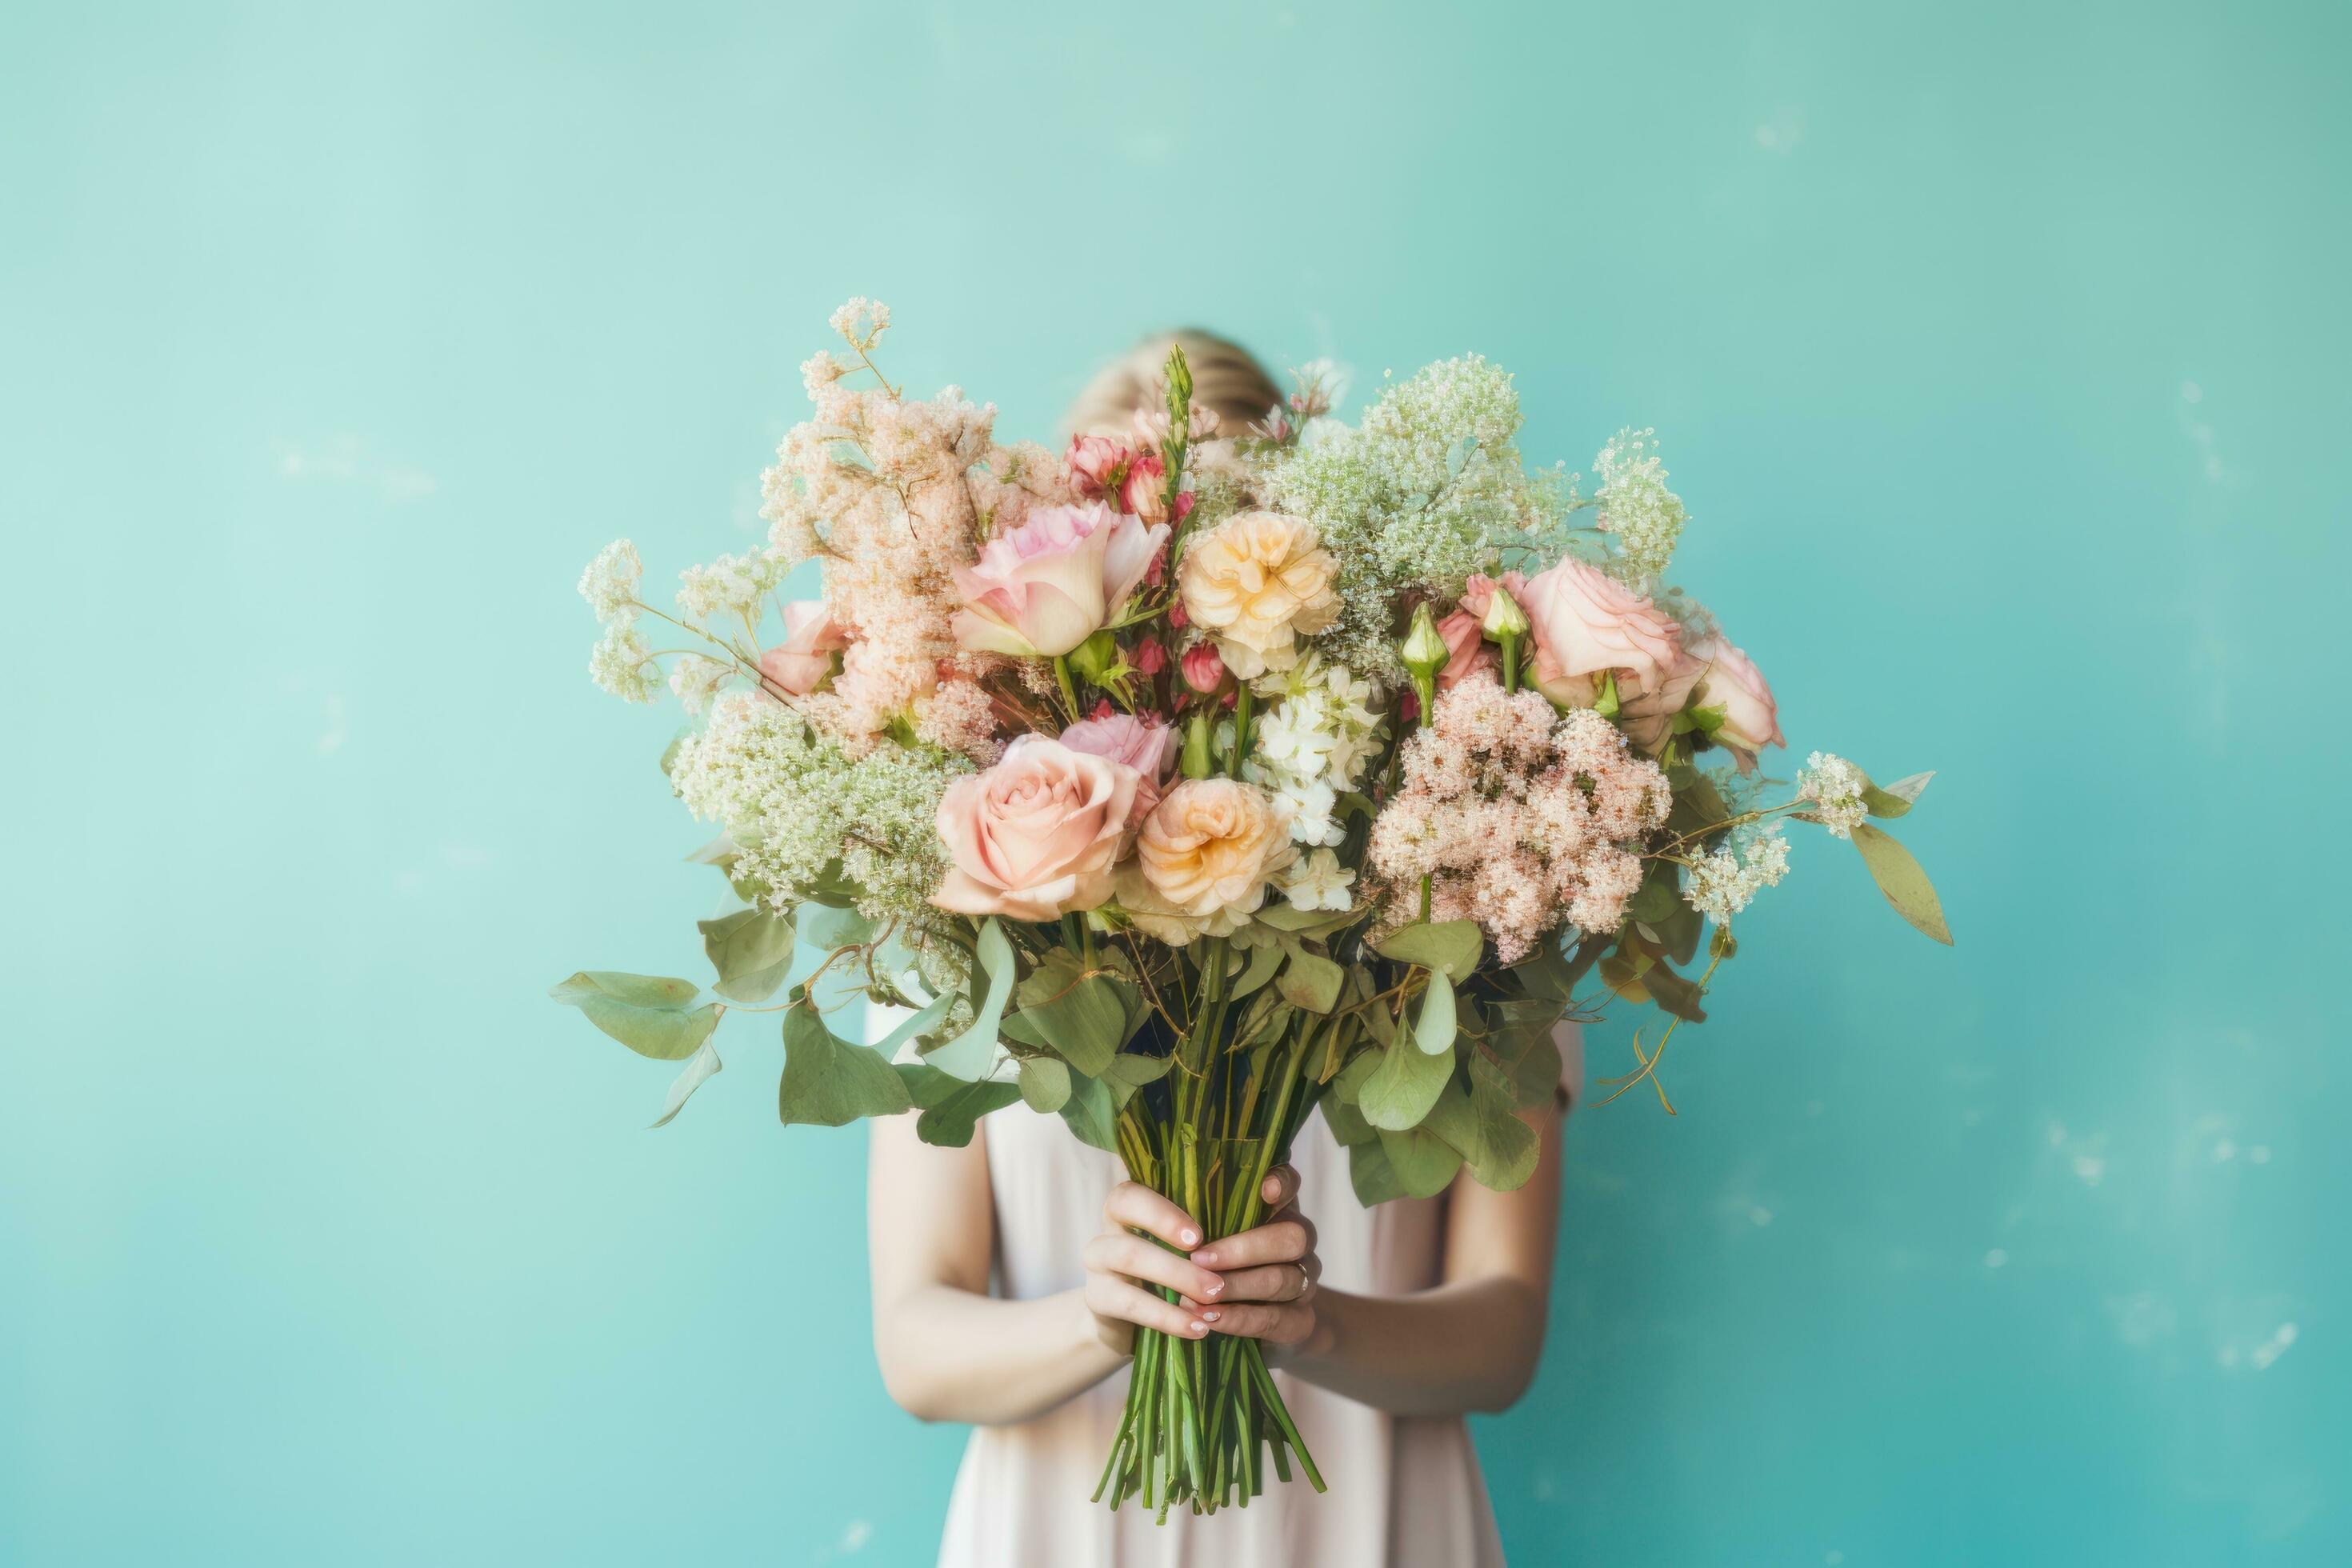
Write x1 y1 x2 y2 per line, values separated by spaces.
1064 330 1284 439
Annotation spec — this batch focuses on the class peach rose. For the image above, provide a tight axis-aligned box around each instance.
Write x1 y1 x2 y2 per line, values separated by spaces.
758 602 846 696
951 502 1169 659
1058 712 1178 822
931 735 1142 921
1134 778 1295 919
1176 510 1341 678
1688 634 1784 758
1519 559 1682 707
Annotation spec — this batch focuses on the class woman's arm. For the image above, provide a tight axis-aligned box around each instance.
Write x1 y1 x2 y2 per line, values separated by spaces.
866 1110 1234 1426
1186 1102 1566 1418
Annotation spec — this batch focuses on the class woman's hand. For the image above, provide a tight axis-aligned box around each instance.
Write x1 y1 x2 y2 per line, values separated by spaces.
1182 1165 1322 1358
1080 1166 1321 1358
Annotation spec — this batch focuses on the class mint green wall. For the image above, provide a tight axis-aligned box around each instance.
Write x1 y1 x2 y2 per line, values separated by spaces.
5 3 2345 1563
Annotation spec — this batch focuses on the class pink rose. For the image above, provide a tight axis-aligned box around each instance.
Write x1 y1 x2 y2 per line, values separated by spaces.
950 502 1170 659
931 735 1142 922
1060 712 1180 821
1132 638 1168 677
1617 645 1706 754
1066 434 1133 499
1436 572 1528 690
1519 559 1682 707
758 602 846 696
1688 634 1783 758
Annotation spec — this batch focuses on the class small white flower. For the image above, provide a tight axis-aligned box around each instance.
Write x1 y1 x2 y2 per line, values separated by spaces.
1797 750 1870 838
677 548 786 626
1280 847 1356 912
578 539 642 626
589 625 660 703
1274 777 1342 846
1682 825 1792 921
669 654 732 716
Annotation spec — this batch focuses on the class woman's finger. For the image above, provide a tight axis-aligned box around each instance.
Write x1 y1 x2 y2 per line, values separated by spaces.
1259 1163 1299 1210
1084 1231 1226 1304
1199 1300 1315 1346
1190 1213 1314 1271
1103 1180 1203 1251
1083 1274 1213 1340
1212 1253 1320 1303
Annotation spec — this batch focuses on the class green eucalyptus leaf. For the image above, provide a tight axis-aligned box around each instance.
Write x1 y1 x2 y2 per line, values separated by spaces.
1863 770 1934 818
798 902 877 952
1643 961 1710 1023
1412 969 1458 1055
1851 822 1954 945
778 1004 912 1126
1378 1124 1466 1198
1471 1100 1538 1189
698 907 798 1003
1626 863 1682 926
1000 950 1132 1076
1058 1070 1118 1152
1275 946 1345 1014
1346 1137 1406 1206
1319 1094 1376 1147
925 918 1014 1081
1372 919 1484 982
894 1063 1020 1147
548 971 721 1061
649 1039 723 1128
1230 940 1286 1001
1018 1055 1072 1113
1358 1030 1454 1130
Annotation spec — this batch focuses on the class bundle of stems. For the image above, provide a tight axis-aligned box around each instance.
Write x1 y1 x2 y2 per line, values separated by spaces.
1091 938 1330 1518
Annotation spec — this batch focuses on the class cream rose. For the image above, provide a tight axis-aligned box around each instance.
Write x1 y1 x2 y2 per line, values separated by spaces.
931 736 1142 922
1617 645 1706 754
1133 778 1295 920
1176 511 1340 678
1519 558 1683 706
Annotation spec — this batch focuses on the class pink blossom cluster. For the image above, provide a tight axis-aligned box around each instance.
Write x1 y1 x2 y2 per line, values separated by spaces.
1366 674 1670 961
758 375 1078 757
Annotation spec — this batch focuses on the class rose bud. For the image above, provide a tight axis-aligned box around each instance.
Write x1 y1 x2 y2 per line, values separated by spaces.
1122 451 1170 523
1134 638 1169 676
1180 642 1227 695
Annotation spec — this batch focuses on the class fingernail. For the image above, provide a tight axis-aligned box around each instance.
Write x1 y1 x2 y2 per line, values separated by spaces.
1202 1310 1221 1322
1179 1228 1200 1246
1188 1320 1208 1335
1204 1279 1223 1297
1192 1250 1217 1266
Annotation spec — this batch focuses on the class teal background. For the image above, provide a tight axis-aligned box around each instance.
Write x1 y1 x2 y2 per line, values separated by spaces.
4 2 2345 1563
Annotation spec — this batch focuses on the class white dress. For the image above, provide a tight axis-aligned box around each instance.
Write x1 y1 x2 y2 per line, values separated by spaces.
934 1029 1581 1568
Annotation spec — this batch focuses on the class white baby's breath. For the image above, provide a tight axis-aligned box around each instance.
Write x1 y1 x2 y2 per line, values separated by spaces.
589 624 660 703
1798 751 1870 838
578 539 642 626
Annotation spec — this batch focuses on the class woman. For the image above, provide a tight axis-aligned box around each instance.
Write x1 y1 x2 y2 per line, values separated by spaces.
867 333 1580 1567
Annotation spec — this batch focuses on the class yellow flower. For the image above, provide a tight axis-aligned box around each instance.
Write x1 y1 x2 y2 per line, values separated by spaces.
1133 778 1295 920
1176 511 1340 677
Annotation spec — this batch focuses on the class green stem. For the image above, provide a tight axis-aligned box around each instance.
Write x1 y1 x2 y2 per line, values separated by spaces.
1227 686 1254 778
1054 654 1083 723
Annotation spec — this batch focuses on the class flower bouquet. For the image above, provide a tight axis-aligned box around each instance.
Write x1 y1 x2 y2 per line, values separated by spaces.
555 300 1950 1519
